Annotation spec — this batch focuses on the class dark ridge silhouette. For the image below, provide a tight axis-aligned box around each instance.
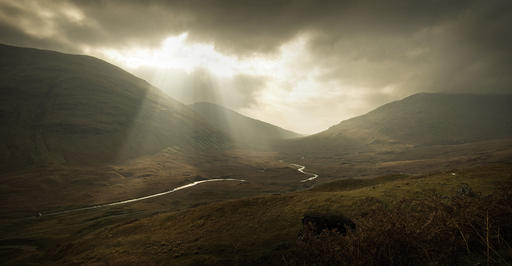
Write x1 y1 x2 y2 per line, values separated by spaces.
0 44 228 170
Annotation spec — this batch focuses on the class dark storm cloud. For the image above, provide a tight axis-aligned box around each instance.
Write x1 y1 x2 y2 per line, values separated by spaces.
67 0 471 54
0 1 475 52
1 0 509 84
306 0 512 94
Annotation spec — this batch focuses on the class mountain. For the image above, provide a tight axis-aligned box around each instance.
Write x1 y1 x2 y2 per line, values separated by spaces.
189 102 301 147
0 44 227 169
285 93 512 153
326 93 512 144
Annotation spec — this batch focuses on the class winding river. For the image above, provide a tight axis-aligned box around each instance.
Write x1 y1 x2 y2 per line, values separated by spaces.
39 163 319 216
290 164 319 182
41 178 246 216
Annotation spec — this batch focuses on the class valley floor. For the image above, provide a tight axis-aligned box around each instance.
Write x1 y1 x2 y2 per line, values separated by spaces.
1 141 511 265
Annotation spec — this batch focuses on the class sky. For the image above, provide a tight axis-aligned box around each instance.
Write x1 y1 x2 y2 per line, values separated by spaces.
1 0 511 134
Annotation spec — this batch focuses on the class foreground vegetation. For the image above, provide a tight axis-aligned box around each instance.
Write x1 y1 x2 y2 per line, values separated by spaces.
3 164 503 265
296 185 512 265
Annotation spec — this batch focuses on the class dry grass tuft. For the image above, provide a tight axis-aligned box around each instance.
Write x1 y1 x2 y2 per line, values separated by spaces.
290 184 512 265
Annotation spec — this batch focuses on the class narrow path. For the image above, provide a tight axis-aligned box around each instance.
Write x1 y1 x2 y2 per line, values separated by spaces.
41 178 246 216
290 164 319 182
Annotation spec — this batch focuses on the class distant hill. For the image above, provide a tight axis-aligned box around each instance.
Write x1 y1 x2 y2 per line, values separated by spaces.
189 102 301 147
0 44 227 169
285 93 512 153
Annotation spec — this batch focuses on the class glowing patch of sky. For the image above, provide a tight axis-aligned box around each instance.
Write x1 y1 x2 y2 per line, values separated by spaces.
94 32 353 134
99 32 280 77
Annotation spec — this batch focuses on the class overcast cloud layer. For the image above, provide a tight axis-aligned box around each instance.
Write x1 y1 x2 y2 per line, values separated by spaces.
1 0 511 134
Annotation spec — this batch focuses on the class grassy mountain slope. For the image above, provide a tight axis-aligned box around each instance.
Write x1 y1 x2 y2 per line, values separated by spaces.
322 93 512 145
284 93 512 154
0 44 227 169
189 102 301 147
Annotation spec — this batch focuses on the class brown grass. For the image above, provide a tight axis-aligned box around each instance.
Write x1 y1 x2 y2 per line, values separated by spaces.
2 164 510 265
292 184 512 265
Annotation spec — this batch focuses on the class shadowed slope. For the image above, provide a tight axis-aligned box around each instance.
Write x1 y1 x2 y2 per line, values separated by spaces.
324 93 512 145
189 102 301 148
0 44 227 169
284 93 512 154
